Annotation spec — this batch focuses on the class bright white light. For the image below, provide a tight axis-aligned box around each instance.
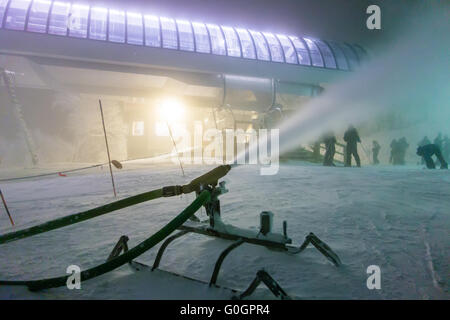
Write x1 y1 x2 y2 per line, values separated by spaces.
157 98 185 123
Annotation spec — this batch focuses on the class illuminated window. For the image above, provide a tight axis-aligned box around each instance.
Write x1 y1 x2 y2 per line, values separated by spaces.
108 9 125 43
206 24 226 55
221 26 241 57
48 1 71 36
276 34 297 64
89 7 107 40
144 15 160 47
235 28 255 59
127 12 143 45
5 0 32 31
27 0 51 33
160 17 177 49
303 38 324 67
249 30 270 61
262 32 284 62
289 36 310 66
68 4 89 38
132 121 145 136
192 22 210 53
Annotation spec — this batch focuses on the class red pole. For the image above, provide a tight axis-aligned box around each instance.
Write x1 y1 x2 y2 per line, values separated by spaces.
0 189 14 226
99 100 117 197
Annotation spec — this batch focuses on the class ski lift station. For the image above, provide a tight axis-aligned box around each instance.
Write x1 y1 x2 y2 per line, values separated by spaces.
0 0 367 162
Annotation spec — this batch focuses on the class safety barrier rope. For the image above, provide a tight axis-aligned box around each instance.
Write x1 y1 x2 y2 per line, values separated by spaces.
0 163 104 182
0 151 196 183
0 190 210 291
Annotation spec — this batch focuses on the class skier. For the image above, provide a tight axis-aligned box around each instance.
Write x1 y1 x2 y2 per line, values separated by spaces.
343 125 361 167
397 137 409 165
372 140 381 165
417 136 431 164
322 132 337 166
416 144 448 169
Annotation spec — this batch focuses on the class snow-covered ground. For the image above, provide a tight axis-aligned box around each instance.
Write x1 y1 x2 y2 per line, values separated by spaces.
0 161 449 299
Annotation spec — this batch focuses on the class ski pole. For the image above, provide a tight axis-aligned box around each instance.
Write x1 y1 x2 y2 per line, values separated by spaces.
99 99 117 197
0 189 14 226
167 122 185 177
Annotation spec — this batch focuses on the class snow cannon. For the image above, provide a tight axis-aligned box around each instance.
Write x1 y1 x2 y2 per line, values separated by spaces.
106 165 341 299
162 165 231 197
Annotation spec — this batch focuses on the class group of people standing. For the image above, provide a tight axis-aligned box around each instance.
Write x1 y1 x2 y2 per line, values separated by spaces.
322 125 362 167
320 127 448 169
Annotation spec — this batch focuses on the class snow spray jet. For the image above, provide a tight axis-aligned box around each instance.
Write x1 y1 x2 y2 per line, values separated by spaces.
278 5 449 156
236 4 449 167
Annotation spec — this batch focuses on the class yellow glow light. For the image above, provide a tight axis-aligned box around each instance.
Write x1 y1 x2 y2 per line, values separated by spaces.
158 98 185 123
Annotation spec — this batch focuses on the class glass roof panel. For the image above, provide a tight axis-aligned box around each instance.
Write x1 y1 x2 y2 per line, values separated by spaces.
89 7 107 40
4 0 31 31
303 37 324 67
235 28 255 59
68 4 89 38
177 19 194 51
206 23 226 55
221 26 241 57
249 30 270 61
288 36 311 66
192 21 210 53
160 16 177 49
144 15 160 47
27 0 51 33
262 32 284 62
277 34 297 64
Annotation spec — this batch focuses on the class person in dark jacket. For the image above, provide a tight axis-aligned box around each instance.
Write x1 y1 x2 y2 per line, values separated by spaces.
416 144 448 169
343 125 361 167
322 132 337 166
372 140 381 165
418 136 431 164
397 137 409 165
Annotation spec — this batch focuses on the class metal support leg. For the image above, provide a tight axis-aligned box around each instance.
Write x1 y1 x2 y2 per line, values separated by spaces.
236 269 291 300
209 239 244 287
290 233 341 266
107 235 129 261
152 230 190 271
307 233 341 266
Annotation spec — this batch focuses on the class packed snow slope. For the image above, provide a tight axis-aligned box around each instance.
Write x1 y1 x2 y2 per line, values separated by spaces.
0 161 448 299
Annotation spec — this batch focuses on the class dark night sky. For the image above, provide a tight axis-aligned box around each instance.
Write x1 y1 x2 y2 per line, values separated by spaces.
81 0 445 49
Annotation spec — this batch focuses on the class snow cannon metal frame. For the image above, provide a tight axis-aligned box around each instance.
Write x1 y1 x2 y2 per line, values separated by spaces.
110 165 341 299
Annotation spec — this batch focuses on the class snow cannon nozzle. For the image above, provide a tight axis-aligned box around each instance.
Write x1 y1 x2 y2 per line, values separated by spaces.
162 165 232 197
184 165 231 193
